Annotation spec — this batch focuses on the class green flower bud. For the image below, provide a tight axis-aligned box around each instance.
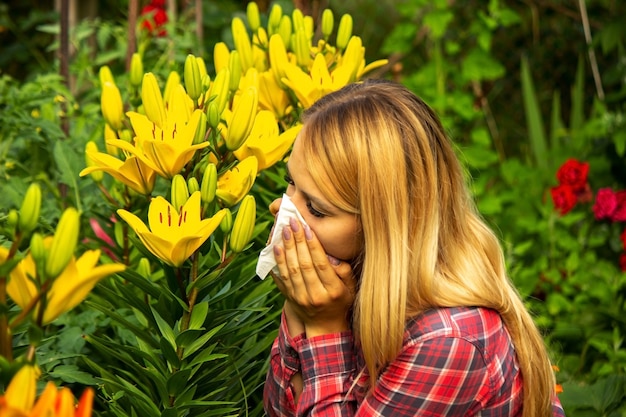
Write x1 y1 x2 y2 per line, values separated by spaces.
136 257 151 279
171 174 190 213
119 129 133 142
278 15 292 50
207 100 221 129
210 68 231 116
130 53 144 87
18 183 42 234
45 207 80 280
336 14 353 51
321 9 334 40
294 28 311 67
29 232 47 274
230 195 256 253
220 208 233 234
292 8 304 32
193 111 208 145
228 50 242 93
268 4 283 36
184 54 203 101
196 56 208 80
246 1 261 32
187 177 200 194
7 209 19 229
200 163 218 204
226 86 258 151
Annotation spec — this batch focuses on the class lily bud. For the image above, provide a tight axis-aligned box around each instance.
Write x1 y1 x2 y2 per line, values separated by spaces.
137 257 151 279
278 15 292 49
294 28 311 67
269 34 289 87
141 72 166 128
200 163 218 204
226 86 258 151
196 56 208 81
213 42 231 73
7 209 19 230
232 17 253 73
45 207 80 280
84 141 103 182
184 54 203 101
207 100 221 130
29 232 47 273
210 68 231 115
101 81 124 131
292 8 305 32
130 53 144 87
230 195 256 253
321 9 334 40
220 208 233 234
193 111 208 145
164 70 181 104
187 177 200 194
171 174 190 213
268 4 282 36
336 14 353 51
246 1 261 32
18 183 42 234
228 50 243 93
98 65 115 86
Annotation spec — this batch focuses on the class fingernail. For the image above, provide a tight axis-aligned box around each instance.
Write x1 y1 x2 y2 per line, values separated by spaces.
327 255 340 265
289 217 299 232
282 226 291 240
304 225 313 240
273 245 280 256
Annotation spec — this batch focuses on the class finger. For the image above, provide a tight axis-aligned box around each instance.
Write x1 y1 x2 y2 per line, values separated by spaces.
269 197 282 217
272 246 294 295
287 218 327 297
282 218 314 298
303 225 350 290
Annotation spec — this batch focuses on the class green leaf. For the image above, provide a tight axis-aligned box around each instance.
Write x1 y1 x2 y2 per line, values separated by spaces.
182 323 226 359
189 301 209 330
151 306 177 349
53 139 81 198
166 369 192 397
521 55 548 173
461 48 505 82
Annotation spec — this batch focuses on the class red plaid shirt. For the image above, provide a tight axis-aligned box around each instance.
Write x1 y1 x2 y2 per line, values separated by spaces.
264 306 565 416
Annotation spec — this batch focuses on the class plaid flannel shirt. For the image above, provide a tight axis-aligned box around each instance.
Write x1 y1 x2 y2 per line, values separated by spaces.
264 306 566 416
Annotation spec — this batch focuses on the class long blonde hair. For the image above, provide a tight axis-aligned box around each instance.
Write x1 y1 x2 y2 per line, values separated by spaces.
299 79 555 417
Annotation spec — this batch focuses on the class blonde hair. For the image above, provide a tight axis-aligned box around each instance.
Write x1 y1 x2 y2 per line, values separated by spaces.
299 79 555 417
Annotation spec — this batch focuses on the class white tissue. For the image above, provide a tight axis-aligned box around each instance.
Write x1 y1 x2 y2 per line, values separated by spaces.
256 194 308 279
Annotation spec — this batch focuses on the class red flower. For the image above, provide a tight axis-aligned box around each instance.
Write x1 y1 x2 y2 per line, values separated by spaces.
556 159 589 191
551 185 578 215
593 188 618 220
620 253 626 272
611 191 626 222
141 0 168 37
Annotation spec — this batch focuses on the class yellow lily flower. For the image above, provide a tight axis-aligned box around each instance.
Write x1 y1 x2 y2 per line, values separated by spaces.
7 243 126 325
216 156 258 207
117 192 227 267
234 111 301 170
79 151 156 195
0 365 40 413
258 71 291 119
281 53 336 109
109 108 208 179
0 365 94 417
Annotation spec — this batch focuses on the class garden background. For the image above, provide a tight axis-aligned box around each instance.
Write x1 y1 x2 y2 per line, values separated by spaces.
1 0 625 415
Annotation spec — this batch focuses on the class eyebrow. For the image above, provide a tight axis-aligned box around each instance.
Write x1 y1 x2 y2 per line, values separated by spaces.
285 163 335 214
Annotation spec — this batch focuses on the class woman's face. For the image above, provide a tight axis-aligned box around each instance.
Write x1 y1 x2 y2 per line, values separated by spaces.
276 138 362 262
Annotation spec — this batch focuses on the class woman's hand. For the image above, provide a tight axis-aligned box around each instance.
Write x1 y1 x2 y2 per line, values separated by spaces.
271 217 356 338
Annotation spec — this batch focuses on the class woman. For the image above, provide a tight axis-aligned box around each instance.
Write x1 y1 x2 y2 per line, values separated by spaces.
263 79 565 416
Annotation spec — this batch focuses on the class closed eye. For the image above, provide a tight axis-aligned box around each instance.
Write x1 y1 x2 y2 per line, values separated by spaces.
306 201 325 218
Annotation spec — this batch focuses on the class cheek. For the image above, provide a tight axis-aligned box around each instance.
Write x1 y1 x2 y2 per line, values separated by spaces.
310 221 362 261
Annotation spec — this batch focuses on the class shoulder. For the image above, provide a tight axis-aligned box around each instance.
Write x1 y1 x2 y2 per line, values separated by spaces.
406 306 507 345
